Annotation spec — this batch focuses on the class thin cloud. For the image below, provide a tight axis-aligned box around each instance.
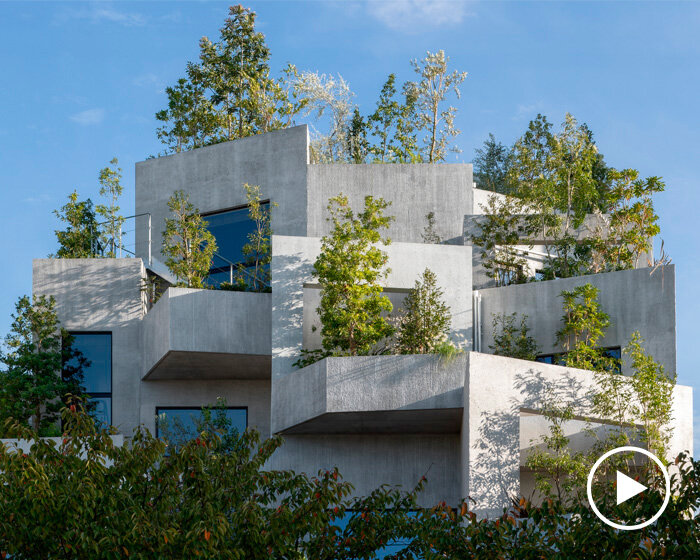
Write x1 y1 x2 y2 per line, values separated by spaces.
367 0 473 32
70 108 105 126
54 5 146 27
133 73 165 94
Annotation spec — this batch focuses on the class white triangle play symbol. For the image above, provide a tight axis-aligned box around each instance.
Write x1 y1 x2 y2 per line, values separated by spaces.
616 471 647 505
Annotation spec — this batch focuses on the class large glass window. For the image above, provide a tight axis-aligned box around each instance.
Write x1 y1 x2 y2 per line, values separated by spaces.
155 407 247 442
63 332 112 426
203 204 269 287
535 346 622 373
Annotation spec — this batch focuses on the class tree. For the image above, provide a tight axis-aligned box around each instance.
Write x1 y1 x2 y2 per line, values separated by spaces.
162 190 218 288
155 77 219 153
52 191 99 258
291 68 355 163
311 194 394 359
396 268 452 355
346 107 369 164
511 114 601 279
421 211 442 244
556 283 611 371
368 74 401 163
192 5 282 141
473 133 513 194
0 295 88 436
593 169 664 271
404 50 467 162
232 183 276 293
95 158 125 257
489 312 539 360
470 193 528 287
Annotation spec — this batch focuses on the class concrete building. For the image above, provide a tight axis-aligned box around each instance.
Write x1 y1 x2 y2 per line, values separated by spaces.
31 125 692 518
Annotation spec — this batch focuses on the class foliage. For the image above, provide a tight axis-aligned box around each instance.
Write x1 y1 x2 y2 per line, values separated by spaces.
592 169 664 271
306 194 394 362
156 6 300 153
95 157 125 257
291 67 355 163
162 190 218 288
0 401 697 558
346 107 369 164
471 193 528 286
489 312 540 360
233 183 276 293
421 211 441 244
525 400 589 504
156 77 219 153
52 191 99 258
0 295 89 436
556 283 610 371
404 50 467 162
396 268 452 355
473 133 513 194
367 74 402 163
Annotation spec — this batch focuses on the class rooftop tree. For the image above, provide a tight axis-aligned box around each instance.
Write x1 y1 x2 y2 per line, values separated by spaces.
396 268 453 355
52 191 99 258
162 190 218 288
96 157 125 258
404 50 467 162
298 194 394 366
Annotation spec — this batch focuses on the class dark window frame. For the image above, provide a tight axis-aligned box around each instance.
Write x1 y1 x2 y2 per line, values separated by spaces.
535 346 622 372
155 405 248 439
63 331 113 425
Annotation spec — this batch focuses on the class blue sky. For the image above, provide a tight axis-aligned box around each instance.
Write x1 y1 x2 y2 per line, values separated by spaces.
0 1 698 452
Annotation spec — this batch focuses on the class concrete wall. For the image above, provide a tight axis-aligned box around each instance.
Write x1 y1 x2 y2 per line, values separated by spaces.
139 379 271 437
307 164 473 244
135 125 310 267
271 235 473 384
272 354 466 433
141 287 271 378
463 352 693 518
477 266 677 376
32 259 146 436
269 434 460 508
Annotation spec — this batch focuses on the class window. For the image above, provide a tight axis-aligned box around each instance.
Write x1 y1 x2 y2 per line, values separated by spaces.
535 346 622 373
202 204 270 287
63 332 112 426
155 407 247 442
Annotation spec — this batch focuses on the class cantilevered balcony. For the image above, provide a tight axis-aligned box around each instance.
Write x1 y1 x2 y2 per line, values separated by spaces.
272 354 466 434
142 288 271 380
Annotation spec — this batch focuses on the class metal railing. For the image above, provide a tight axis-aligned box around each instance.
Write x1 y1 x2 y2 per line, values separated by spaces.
210 252 271 290
89 213 152 267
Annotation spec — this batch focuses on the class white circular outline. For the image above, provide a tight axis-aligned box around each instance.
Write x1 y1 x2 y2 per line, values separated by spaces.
586 445 670 531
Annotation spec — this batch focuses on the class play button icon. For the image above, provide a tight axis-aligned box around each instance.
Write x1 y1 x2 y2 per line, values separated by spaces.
616 471 647 505
587 446 671 530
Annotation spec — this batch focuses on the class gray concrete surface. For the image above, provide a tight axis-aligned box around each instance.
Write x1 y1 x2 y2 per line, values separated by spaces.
135 125 310 267
477 266 677 376
307 163 472 244
33 258 146 436
272 354 467 433
141 287 271 379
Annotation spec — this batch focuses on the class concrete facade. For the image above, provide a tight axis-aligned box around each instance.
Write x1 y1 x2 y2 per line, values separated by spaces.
28 126 693 517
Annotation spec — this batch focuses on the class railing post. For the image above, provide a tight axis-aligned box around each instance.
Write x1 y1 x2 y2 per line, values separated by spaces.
148 214 152 267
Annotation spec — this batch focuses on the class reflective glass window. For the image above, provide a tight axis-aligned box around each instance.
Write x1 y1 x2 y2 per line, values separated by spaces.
155 407 247 441
63 332 112 427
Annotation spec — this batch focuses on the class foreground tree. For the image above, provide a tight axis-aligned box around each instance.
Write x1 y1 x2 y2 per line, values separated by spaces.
95 157 126 257
405 50 467 162
300 194 394 364
396 268 452 355
1 403 698 558
52 191 99 258
0 295 88 436
162 190 218 288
